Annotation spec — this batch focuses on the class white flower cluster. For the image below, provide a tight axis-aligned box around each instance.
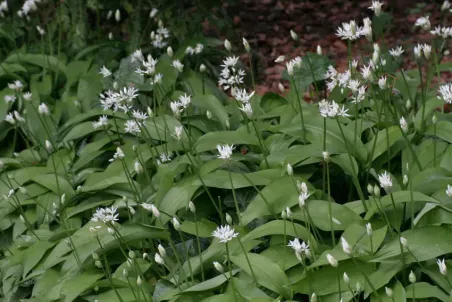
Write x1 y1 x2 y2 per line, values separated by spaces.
336 20 367 41
151 26 170 49
156 152 172 165
92 115 109 129
0 1 7 18
297 181 311 207
430 26 452 38
438 83 452 103
18 0 40 18
319 99 350 118
91 206 119 224
232 88 254 117
287 238 311 260
212 225 239 243
99 87 139 113
218 56 245 91
217 144 234 159
8 80 24 91
4 111 25 125
186 43 204 55
170 94 191 118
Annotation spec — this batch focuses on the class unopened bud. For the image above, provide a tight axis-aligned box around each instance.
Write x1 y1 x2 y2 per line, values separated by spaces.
343 272 350 284
45 140 53 153
188 201 196 213
287 163 293 176
115 9 121 22
206 110 212 119
95 260 103 268
137 276 142 286
385 287 393 298
158 244 166 258
406 99 412 110
224 39 232 52
242 37 250 52
367 184 373 195
409 270 416 283
92 252 99 260
432 114 438 124
373 185 380 197
172 217 181 230
317 45 322 55
290 30 298 41
213 261 224 273
200 64 206 73
278 83 285 93
403 174 408 186
108 32 113 40
167 46 173 58
128 251 136 259
226 213 233 225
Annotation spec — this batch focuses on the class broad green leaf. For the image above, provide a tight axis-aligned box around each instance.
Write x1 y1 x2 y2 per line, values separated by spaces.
5 53 67 74
411 167 452 195
366 126 403 163
371 280 406 302
60 270 104 302
405 282 449 302
195 131 260 153
31 174 75 196
426 121 452 144
191 95 229 129
230 253 292 299
182 269 240 293
22 241 55 278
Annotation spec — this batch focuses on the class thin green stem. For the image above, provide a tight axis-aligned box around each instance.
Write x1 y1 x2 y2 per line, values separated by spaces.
228 163 241 225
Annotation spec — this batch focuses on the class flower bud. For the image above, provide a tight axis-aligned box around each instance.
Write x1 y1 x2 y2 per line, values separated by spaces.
287 163 293 176
172 217 181 230
317 45 322 55
108 227 115 235
137 276 142 286
200 64 206 73
326 253 338 267
432 114 438 124
400 237 408 248
155 253 165 265
92 252 99 260
45 140 53 153
188 201 196 213
278 83 285 93
123 268 128 277
385 287 393 298
115 9 121 22
311 293 317 302
95 260 103 268
290 30 298 41
373 185 380 197
367 184 373 195
406 99 412 110
143 253 149 260
226 213 233 225
134 161 143 174
167 46 173 58
403 174 408 186
108 32 113 40
242 37 250 52
286 207 293 218
409 270 416 283
107 10 112 20
128 251 136 259
213 261 224 273
343 272 350 284
224 39 232 52
366 223 373 236
281 210 287 219
19 187 28 195
147 107 153 117
158 244 166 258
206 110 213 119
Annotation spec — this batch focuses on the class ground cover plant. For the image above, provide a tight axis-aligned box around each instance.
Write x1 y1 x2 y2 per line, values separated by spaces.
2 0 452 301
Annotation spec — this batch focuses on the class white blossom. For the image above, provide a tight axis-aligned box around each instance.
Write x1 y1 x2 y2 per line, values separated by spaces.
232 88 255 103
414 44 422 59
171 59 184 72
400 116 408 133
217 144 234 159
4 95 16 104
239 102 253 118
23 92 32 101
275 55 285 63
212 225 239 243
437 258 447 275
366 223 373 236
4 113 15 124
368 0 383 16
336 20 364 40
446 184 452 197
287 238 310 258
174 126 183 140
178 93 191 108
99 66 112 77
8 80 23 91
422 43 432 59
415 16 431 30
109 147 125 162
442 0 451 11
438 83 452 103
378 171 393 190
124 120 141 134
389 46 404 58
92 115 108 129
131 110 148 121
134 161 143 174
378 76 387 90
91 206 119 224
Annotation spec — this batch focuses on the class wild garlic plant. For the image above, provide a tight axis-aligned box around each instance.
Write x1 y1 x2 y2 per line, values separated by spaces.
5 1 452 301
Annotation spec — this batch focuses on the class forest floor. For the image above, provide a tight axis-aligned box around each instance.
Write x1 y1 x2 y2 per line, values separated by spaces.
211 0 450 94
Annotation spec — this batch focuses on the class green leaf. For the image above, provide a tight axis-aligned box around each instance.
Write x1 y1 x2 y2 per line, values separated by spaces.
426 121 452 144
241 220 317 249
195 131 260 153
22 241 55 278
5 53 67 74
405 282 449 302
230 253 292 299
60 270 104 302
373 226 452 263
366 126 403 163
191 95 229 129
411 167 452 195
371 280 406 302
182 269 240 293
31 174 75 197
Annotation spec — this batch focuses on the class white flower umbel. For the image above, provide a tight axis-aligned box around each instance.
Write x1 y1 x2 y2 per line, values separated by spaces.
23 92 32 101
415 16 431 30
378 171 393 191
99 66 112 77
91 206 119 224
173 126 183 140
423 44 432 60
442 0 451 11
8 80 23 91
232 88 255 103
389 46 404 58
212 225 239 243
171 59 184 72
319 100 350 118
38 103 50 115
368 0 383 16
378 76 387 90
218 56 245 91
124 120 141 134
336 20 364 40
437 258 447 275
288 238 310 260
217 144 234 159
438 83 452 103
239 102 253 118
362 17 372 41
4 113 15 124
109 147 125 162
92 115 108 129
157 152 172 165
178 93 191 108
131 110 148 121
170 101 182 118
446 184 452 197
414 44 422 60
430 26 452 39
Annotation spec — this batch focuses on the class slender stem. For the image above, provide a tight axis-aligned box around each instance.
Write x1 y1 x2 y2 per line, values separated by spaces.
327 161 335 246
291 75 307 142
225 243 239 302
250 118 270 168
193 214 205 281
228 163 241 225
178 230 195 284
237 238 258 285
336 269 342 302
